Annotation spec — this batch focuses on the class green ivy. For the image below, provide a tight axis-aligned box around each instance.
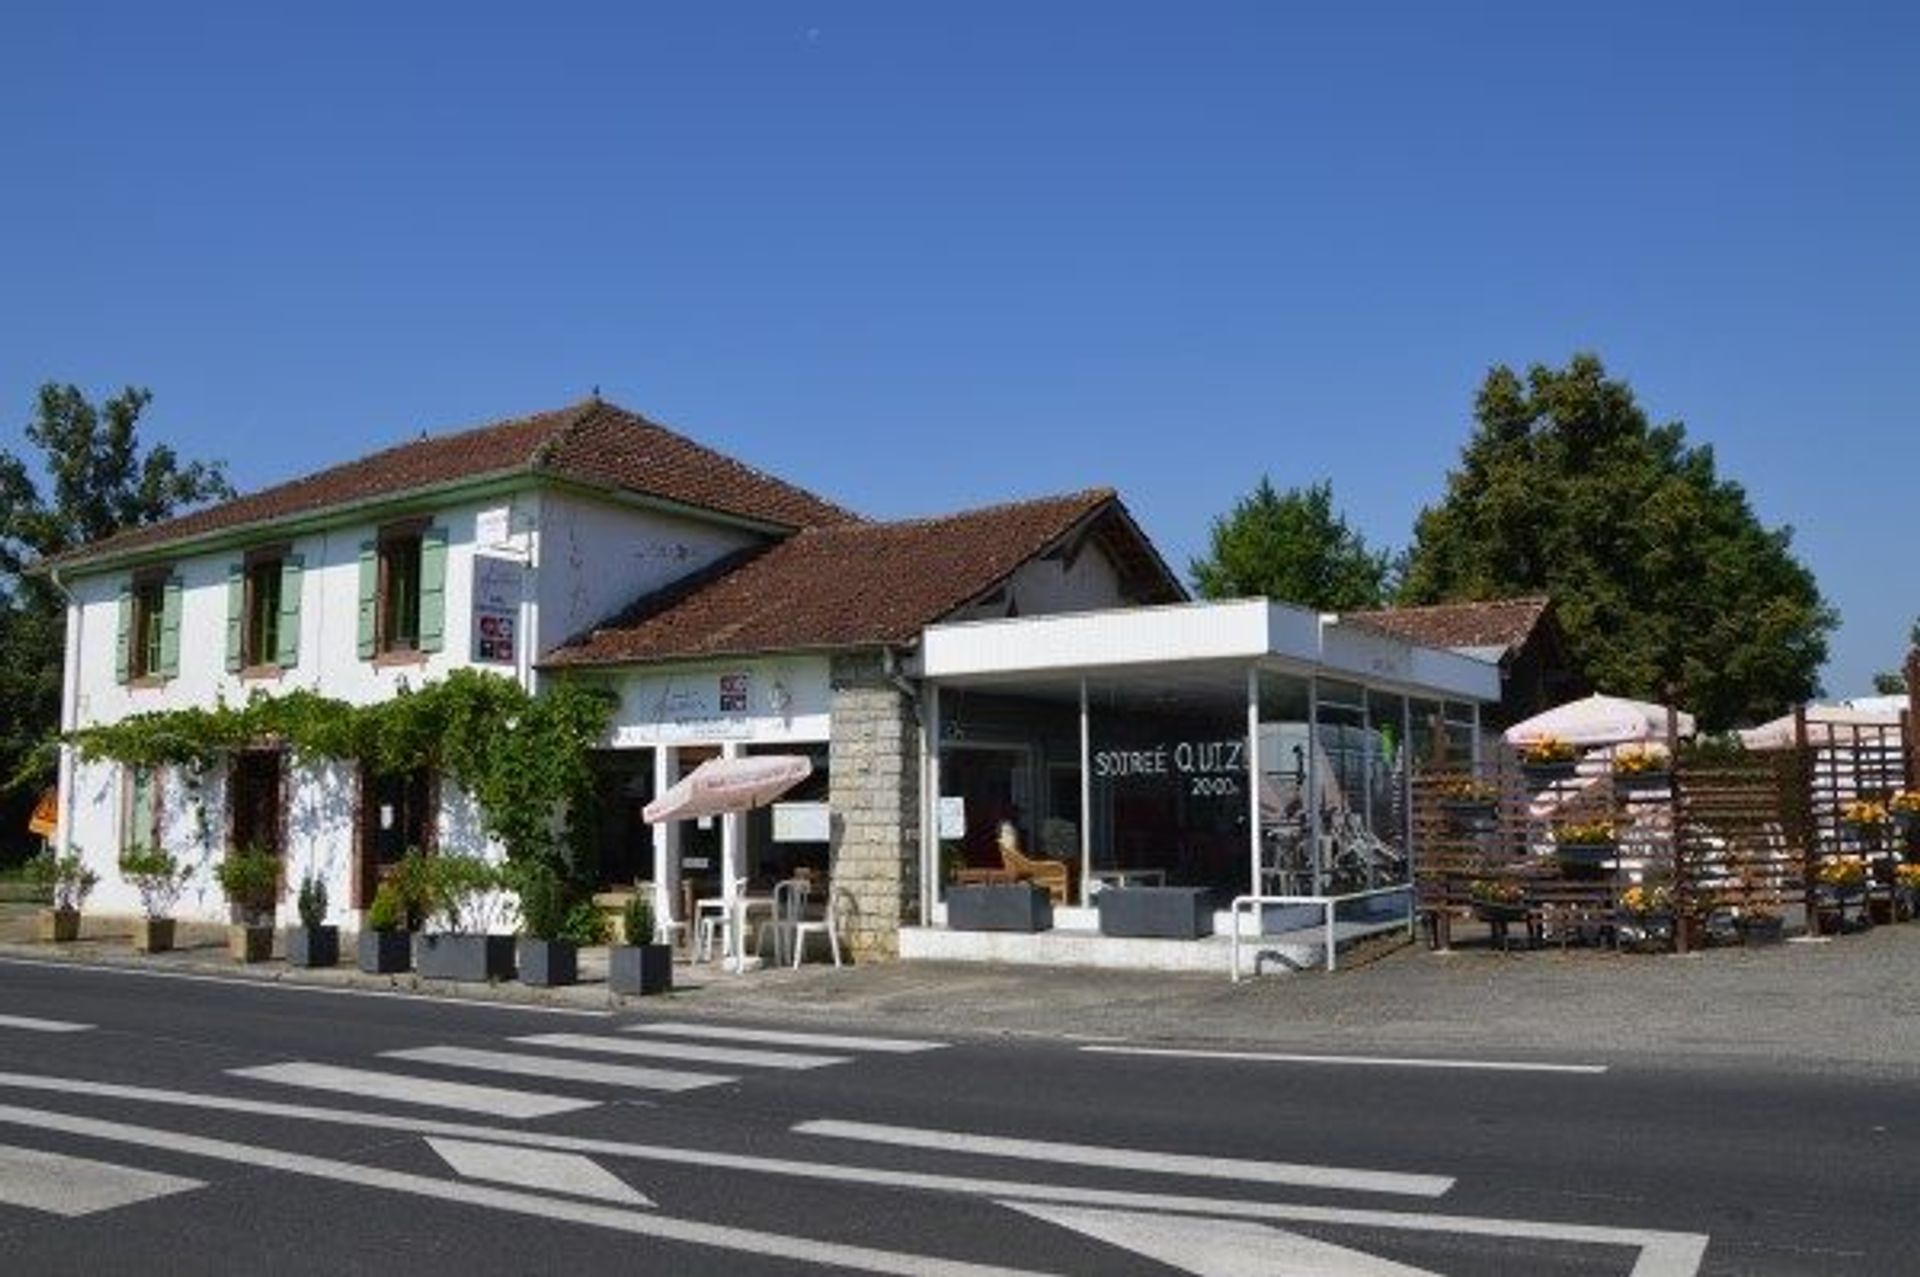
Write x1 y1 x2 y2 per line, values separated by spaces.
71 670 616 885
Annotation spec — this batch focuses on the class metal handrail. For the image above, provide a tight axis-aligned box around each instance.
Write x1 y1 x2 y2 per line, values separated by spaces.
1229 883 1415 980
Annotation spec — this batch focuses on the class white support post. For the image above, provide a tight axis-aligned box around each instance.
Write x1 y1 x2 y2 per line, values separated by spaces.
923 684 941 926
721 741 744 969
1079 678 1092 906
651 748 680 942
1307 675 1322 893
1246 666 1262 903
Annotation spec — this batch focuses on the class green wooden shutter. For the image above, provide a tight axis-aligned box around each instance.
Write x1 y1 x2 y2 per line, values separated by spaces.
225 563 245 672
356 542 378 659
128 766 155 851
418 527 448 654
157 575 183 679
115 585 133 684
276 555 303 668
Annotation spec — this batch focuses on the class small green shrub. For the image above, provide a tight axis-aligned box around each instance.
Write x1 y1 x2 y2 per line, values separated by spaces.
513 864 567 941
215 848 280 920
296 872 328 931
621 892 655 948
419 852 506 933
118 847 188 920
33 851 99 912
366 881 406 932
561 899 609 945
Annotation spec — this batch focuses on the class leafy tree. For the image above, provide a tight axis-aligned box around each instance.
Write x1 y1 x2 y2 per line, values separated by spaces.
1400 354 1833 730
0 385 232 860
1190 477 1391 611
1870 617 1920 694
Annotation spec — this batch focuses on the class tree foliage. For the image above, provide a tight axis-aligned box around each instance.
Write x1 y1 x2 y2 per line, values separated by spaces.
1190 477 1391 611
0 385 232 861
1400 354 1834 730
1870 617 1920 695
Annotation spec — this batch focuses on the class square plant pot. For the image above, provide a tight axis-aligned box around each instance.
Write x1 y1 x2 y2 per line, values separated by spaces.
357 928 412 975
1097 887 1214 940
229 924 275 963
39 908 80 943
415 932 517 983
608 943 673 996
517 937 579 988
133 918 175 954
946 883 1053 933
287 925 340 968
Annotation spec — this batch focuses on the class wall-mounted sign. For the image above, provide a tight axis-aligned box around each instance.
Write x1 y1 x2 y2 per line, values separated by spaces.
719 672 750 714
772 801 830 843
1091 737 1247 799
937 796 967 839
472 555 521 666
475 506 512 547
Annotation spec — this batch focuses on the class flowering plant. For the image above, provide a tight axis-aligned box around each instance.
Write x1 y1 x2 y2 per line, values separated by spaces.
1439 778 1498 804
1618 883 1673 915
1555 821 1616 847
1815 858 1868 890
1518 736 1577 765
1895 864 1920 890
1613 744 1669 776
1468 877 1526 906
1841 799 1890 827
1890 791 1920 815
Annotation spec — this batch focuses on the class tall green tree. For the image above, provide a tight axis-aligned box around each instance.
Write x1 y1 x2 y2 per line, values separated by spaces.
0 384 232 860
1870 617 1919 694
1190 477 1391 611
1399 354 1833 730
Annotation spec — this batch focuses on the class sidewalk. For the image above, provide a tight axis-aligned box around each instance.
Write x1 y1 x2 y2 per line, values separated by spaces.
6 903 1920 1073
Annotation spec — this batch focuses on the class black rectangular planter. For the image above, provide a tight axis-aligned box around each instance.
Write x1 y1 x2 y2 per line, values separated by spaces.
287 925 339 968
415 933 517 983
947 883 1053 933
357 929 411 975
1097 887 1214 939
608 943 673 996
516 937 579 987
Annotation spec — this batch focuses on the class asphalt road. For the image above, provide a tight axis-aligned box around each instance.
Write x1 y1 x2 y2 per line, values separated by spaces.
0 955 1911 1275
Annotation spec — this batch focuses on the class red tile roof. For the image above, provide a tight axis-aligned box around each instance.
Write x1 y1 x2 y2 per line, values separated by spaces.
543 489 1183 665
45 399 856 570
1348 596 1553 652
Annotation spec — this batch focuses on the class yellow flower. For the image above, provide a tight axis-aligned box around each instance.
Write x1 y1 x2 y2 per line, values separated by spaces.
1519 735 1577 765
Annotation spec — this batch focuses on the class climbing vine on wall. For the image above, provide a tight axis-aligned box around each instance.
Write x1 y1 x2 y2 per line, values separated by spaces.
70 670 617 883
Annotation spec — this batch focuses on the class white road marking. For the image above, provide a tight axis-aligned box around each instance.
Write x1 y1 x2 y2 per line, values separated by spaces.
384 1045 733 1093
1011 1203 1440 1276
0 1141 201 1217
516 1032 849 1071
0 954 608 1017
229 1062 594 1119
0 1013 92 1033
1082 1045 1608 1075
0 1072 1706 1275
626 1021 946 1053
794 1119 1453 1198
427 1137 654 1207
0 1105 1054 1277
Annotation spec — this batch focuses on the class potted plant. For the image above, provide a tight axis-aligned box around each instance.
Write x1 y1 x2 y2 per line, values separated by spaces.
1737 897 1786 945
414 852 515 982
1841 798 1890 841
1611 744 1671 799
357 880 412 974
1617 881 1676 949
1438 778 1499 832
1892 791 1920 839
1815 856 1868 898
609 891 673 996
513 864 589 988
287 870 338 968
1517 735 1578 783
1895 863 1920 921
117 846 189 954
215 846 280 963
1553 821 1618 877
1467 876 1528 923
32 850 99 943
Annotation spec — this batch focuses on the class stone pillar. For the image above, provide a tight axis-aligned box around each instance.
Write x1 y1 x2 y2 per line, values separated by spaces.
828 651 921 958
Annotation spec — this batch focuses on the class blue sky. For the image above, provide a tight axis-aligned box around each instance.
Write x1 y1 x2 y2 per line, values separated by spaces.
2 2 1914 701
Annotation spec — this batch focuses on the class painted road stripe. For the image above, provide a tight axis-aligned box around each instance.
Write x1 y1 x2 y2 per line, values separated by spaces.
0 1074 1706 1277
229 1062 594 1119
0 1013 92 1033
1081 1045 1608 1075
0 1105 1052 1277
1011 1203 1440 1276
794 1119 1453 1197
516 1032 849 1071
0 1142 201 1217
626 1021 945 1053
0 954 608 1018
427 1137 654 1207
385 1045 733 1093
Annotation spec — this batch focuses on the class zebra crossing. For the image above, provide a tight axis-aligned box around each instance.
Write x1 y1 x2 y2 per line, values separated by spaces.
222 1020 947 1119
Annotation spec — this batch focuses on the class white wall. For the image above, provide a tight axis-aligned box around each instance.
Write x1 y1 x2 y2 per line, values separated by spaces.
946 540 1129 623
602 655 833 748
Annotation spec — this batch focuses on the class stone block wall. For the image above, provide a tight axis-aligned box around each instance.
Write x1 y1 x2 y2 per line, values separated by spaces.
828 651 921 958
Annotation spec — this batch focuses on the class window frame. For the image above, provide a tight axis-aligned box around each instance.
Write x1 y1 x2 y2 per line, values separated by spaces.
241 545 287 673
376 519 428 659
127 570 168 682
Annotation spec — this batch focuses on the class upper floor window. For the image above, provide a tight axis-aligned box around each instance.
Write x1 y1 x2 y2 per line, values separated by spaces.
227 548 303 674
358 522 447 661
116 570 180 684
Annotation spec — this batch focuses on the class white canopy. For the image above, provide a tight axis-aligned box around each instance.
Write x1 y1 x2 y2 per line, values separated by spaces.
1504 693 1695 748
643 755 813 824
1738 705 1903 752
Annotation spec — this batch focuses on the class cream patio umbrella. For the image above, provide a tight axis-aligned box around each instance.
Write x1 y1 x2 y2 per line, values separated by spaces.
1504 692 1696 748
1738 705 1902 751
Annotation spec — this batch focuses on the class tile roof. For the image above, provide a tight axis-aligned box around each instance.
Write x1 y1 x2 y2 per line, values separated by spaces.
1347 596 1553 652
44 399 856 570
543 489 1183 666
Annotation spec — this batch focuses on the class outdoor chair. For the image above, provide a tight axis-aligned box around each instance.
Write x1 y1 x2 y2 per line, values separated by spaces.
757 876 843 968
694 878 748 962
1001 844 1072 905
